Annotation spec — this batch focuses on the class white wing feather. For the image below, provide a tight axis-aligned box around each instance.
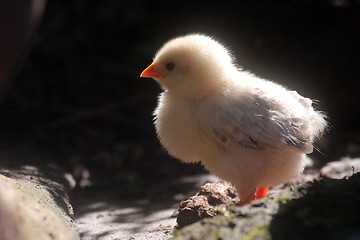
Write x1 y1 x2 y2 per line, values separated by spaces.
200 86 316 153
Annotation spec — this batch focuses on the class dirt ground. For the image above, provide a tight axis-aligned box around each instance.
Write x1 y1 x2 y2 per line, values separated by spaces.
69 154 360 240
71 173 218 240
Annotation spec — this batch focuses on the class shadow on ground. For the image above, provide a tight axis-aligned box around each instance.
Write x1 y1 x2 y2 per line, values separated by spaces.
71 172 217 240
270 173 360 240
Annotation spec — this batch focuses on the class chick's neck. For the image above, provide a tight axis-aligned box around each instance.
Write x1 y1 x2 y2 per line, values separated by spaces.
167 75 230 106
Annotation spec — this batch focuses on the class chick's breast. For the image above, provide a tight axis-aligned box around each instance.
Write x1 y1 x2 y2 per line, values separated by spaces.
154 92 212 163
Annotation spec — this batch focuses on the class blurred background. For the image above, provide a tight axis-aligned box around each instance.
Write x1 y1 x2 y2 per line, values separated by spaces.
0 0 359 195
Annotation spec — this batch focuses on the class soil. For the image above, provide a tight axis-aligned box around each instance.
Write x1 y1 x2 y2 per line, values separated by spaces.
172 160 360 240
68 150 360 240
70 173 218 240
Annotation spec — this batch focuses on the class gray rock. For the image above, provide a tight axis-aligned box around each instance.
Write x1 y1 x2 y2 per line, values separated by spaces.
0 150 79 240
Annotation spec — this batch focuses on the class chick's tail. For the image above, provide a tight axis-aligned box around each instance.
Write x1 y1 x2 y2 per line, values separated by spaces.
309 110 328 142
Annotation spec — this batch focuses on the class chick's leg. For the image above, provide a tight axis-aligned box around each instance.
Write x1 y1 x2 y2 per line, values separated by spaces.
254 186 269 200
238 188 256 206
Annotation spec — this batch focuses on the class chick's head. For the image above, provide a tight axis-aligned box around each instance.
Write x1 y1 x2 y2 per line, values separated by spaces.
141 34 237 98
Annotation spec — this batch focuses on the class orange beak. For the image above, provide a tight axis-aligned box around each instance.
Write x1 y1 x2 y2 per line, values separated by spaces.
140 62 163 79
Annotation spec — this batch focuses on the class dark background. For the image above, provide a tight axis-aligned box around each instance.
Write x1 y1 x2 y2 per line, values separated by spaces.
0 0 359 193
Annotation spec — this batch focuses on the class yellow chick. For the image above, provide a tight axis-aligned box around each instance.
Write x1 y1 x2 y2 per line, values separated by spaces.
140 34 327 205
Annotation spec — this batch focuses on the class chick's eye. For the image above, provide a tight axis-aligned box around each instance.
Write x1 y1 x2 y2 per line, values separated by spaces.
165 62 175 71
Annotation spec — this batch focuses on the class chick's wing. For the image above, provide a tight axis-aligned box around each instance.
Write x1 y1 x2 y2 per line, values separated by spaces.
199 91 313 153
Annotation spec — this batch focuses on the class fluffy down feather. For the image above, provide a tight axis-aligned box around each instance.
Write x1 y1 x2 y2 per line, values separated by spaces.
141 34 327 205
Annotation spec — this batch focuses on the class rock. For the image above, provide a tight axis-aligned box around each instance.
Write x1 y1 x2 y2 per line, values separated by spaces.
172 173 360 240
320 157 360 179
0 150 79 240
0 177 23 240
271 173 360 240
0 175 79 240
173 188 297 240
176 181 239 229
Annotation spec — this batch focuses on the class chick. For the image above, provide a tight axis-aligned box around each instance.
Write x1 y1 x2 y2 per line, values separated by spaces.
140 34 327 205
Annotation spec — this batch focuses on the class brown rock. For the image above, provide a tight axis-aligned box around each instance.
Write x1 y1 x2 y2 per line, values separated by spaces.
176 181 239 228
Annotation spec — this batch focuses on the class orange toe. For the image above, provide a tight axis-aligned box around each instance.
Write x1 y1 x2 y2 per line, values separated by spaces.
254 186 269 200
